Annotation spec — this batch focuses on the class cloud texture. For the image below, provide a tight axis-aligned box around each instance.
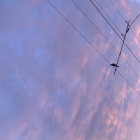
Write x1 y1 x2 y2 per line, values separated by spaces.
0 0 140 140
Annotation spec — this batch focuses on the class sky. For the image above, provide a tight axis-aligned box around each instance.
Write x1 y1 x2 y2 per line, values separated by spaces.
1 0 140 140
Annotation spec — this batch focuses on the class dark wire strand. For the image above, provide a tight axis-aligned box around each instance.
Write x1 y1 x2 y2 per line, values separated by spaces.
94 0 140 61
71 0 140 84
130 13 140 27
47 0 140 96
47 0 109 64
109 0 125 21
117 71 140 95
90 0 140 63
109 0 140 45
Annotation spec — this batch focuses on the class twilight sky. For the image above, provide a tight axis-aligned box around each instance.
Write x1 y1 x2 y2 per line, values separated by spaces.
1 0 140 140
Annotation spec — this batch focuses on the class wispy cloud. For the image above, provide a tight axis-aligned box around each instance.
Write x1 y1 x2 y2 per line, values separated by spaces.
0 0 140 140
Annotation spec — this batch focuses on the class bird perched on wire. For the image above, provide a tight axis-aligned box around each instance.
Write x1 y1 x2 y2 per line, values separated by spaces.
110 63 119 67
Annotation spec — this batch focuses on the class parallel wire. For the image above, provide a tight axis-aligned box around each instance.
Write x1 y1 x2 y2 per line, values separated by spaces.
109 0 140 45
71 0 140 82
130 13 140 27
109 0 125 20
90 0 140 63
94 0 140 60
47 0 140 96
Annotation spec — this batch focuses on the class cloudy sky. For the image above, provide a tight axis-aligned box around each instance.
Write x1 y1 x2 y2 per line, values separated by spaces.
1 0 140 139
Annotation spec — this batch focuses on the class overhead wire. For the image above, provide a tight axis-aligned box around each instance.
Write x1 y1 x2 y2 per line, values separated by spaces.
90 0 140 63
94 0 140 61
130 13 140 27
71 0 140 82
47 0 140 96
109 0 125 21
109 0 140 45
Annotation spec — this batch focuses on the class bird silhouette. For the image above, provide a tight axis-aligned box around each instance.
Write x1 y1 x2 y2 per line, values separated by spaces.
110 63 119 67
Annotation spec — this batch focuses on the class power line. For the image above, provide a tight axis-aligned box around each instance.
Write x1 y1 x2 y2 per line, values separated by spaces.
94 0 140 61
71 0 140 84
47 0 140 96
109 0 140 45
114 21 130 75
95 0 121 33
90 0 140 63
106 0 140 74
109 0 125 21
93 0 140 75
130 13 140 27
117 70 140 96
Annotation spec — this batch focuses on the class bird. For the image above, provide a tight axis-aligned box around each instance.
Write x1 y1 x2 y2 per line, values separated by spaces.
110 63 119 67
